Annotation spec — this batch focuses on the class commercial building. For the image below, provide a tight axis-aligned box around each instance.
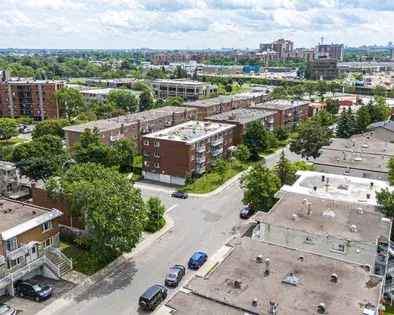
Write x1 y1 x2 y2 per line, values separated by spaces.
151 79 217 101
0 80 64 120
63 106 198 151
85 78 139 89
252 100 310 128
81 88 142 104
185 91 271 119
317 43 344 61
142 121 235 185
308 58 338 80
205 108 279 145
313 133 394 180
0 199 72 296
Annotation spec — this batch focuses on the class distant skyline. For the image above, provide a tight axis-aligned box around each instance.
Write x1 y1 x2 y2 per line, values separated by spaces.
1 0 393 49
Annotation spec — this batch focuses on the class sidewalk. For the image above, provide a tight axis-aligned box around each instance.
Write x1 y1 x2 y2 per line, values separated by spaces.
36 213 175 315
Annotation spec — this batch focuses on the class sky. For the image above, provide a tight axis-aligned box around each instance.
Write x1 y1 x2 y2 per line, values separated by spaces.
0 0 393 49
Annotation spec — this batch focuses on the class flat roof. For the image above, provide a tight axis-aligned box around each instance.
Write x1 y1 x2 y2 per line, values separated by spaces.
169 238 381 315
281 170 391 206
63 106 196 133
254 192 390 243
253 99 310 111
143 120 235 144
4 80 63 85
81 88 142 96
151 79 211 86
185 91 268 108
0 199 62 240
205 108 277 124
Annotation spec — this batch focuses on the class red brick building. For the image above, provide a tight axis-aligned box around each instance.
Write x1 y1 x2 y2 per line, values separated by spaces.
63 106 198 152
142 121 235 185
0 80 64 120
204 108 279 145
252 100 310 129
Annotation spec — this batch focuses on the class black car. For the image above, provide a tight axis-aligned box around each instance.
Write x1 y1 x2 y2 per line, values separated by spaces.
15 280 53 302
240 207 254 219
165 265 186 287
139 285 167 312
171 191 188 199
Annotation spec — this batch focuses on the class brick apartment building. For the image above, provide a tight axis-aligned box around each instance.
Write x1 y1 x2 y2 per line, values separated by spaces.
151 79 217 101
317 43 344 61
142 121 235 185
0 79 64 120
63 106 198 152
204 108 279 145
185 91 271 119
252 100 310 129
308 58 338 80
0 199 72 296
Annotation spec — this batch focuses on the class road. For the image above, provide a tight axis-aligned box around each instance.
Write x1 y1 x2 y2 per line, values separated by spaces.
44 147 299 315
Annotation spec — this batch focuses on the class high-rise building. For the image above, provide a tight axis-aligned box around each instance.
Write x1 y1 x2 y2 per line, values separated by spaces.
391 48 394 61
317 43 344 61
259 39 294 60
308 57 338 80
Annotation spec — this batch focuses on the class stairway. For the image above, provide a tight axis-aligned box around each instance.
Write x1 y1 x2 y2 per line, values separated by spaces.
45 248 73 278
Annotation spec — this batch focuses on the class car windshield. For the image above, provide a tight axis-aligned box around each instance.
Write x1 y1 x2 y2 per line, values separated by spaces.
0 304 10 313
167 273 177 280
32 284 43 292
192 253 202 260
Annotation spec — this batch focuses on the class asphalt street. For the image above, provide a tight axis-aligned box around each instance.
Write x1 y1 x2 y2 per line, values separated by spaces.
43 147 300 315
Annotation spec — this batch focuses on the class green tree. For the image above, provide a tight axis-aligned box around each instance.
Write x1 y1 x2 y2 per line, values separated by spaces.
376 189 394 218
273 128 289 141
241 165 281 212
304 82 317 99
312 110 335 127
336 108 356 138
145 197 166 233
214 159 227 183
373 85 387 97
316 80 328 97
56 87 85 119
173 66 187 79
107 90 139 113
369 97 390 122
271 86 288 99
244 122 274 161
355 106 372 133
109 139 135 173
32 119 67 139
233 144 250 163
388 157 394 185
73 129 110 165
139 90 154 112
290 120 332 159
0 118 18 140
275 151 296 186
325 98 340 115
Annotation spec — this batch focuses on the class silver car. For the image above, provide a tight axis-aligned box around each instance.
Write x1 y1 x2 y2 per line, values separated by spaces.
0 304 16 315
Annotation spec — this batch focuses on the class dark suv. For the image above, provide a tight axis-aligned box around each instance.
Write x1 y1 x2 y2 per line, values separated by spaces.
165 265 186 287
171 191 188 199
139 285 167 312
15 280 53 302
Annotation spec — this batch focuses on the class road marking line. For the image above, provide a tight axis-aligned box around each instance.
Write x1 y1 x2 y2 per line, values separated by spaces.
166 205 177 213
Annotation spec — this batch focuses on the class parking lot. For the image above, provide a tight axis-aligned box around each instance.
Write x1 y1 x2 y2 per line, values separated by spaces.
0 276 75 315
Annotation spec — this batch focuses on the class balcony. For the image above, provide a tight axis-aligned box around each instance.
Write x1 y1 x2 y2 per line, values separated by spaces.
196 155 206 163
110 134 122 142
212 147 224 156
211 138 223 146
196 145 206 153
195 166 206 174
6 245 29 260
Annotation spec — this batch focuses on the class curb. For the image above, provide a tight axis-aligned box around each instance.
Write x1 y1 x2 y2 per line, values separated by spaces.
36 214 175 315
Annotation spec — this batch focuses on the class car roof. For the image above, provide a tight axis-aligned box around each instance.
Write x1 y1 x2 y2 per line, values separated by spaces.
192 251 206 259
141 285 163 299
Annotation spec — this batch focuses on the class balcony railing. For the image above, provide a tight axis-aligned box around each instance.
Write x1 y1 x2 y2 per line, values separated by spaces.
211 138 223 146
6 245 29 260
195 166 206 174
196 155 206 163
212 147 224 156
196 145 206 153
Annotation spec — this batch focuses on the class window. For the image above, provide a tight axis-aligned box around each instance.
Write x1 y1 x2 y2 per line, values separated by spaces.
42 237 53 248
154 150 160 158
8 257 21 269
6 238 17 252
144 140 150 146
42 221 53 233
154 141 160 148
154 162 160 169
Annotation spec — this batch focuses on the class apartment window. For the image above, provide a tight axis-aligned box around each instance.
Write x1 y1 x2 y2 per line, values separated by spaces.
154 162 160 169
42 221 53 233
6 237 17 252
154 141 160 148
42 237 53 248
8 257 22 269
144 140 150 146
154 150 160 158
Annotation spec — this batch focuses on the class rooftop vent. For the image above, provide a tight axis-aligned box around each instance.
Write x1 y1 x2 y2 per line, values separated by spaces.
252 298 258 307
330 273 338 283
265 258 271 276
282 272 300 286
357 207 364 215
291 213 298 221
322 209 336 218
317 303 326 314
233 279 242 289
256 255 263 263
269 301 279 314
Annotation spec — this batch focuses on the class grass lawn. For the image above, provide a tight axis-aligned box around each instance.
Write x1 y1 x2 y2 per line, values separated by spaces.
385 305 394 315
60 242 107 276
181 161 248 194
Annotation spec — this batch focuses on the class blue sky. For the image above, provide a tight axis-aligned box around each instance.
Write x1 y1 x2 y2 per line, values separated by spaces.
0 0 393 49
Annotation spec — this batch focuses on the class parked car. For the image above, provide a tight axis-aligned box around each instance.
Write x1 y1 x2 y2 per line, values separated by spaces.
188 251 208 270
0 304 16 315
139 285 167 312
15 280 53 302
18 125 32 134
171 191 188 199
165 265 186 287
240 206 254 219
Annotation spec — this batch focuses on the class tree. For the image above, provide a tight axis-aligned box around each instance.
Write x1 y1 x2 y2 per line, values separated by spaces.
373 85 387 97
244 122 275 161
289 84 305 100
109 139 135 173
388 157 394 185
73 129 110 165
233 144 250 163
173 66 187 79
162 96 184 107
107 90 139 113
145 197 166 233
214 159 227 182
32 119 67 139
271 86 288 99
241 165 281 212
290 120 332 159
376 189 394 218
369 97 390 122
273 128 289 141
325 98 340 115
0 118 18 140
336 108 356 138
316 80 328 97
56 87 85 119
46 163 147 263
304 82 317 99
139 90 154 112
355 106 371 133
312 110 335 127
275 151 296 186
